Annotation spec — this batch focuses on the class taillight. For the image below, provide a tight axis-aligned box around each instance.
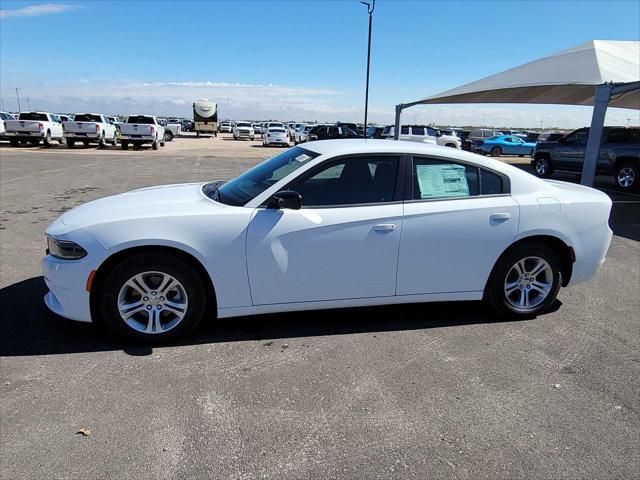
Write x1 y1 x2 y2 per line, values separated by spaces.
150 126 155 135
95 124 100 133
38 123 44 131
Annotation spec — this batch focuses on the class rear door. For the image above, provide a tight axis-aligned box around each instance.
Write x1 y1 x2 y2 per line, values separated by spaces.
555 129 588 170
397 155 519 295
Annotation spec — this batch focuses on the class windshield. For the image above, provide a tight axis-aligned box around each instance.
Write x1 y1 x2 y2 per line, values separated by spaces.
74 114 102 122
208 146 320 206
270 128 286 133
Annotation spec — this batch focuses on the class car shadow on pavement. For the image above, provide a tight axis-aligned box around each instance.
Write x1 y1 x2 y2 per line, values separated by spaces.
0 276 545 357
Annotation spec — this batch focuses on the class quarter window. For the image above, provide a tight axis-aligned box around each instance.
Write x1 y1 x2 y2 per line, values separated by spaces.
289 156 400 207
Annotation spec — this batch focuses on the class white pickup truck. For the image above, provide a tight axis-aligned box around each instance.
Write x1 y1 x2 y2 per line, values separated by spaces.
63 113 117 149
5 112 65 147
120 115 165 150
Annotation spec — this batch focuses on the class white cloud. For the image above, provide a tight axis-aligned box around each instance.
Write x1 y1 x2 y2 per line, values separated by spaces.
1 78 638 127
0 3 82 19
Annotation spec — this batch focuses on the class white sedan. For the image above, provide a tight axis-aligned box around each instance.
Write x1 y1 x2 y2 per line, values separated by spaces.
262 127 289 147
43 140 613 342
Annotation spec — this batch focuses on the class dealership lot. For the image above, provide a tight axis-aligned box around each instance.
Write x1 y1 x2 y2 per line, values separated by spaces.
1 136 639 479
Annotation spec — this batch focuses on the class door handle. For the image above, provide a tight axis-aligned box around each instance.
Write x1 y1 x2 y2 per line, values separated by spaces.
373 224 396 232
490 213 511 224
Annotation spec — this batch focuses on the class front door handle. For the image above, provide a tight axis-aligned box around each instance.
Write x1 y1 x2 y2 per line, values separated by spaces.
490 213 511 224
373 224 396 232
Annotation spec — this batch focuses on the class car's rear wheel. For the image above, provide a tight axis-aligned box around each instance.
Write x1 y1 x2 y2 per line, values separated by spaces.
165 131 174 142
485 242 562 318
532 155 554 178
152 138 159 150
43 131 52 147
67 140 75 149
615 161 638 192
120 141 128 150
490 146 502 157
98 253 207 343
10 138 19 147
98 132 106 149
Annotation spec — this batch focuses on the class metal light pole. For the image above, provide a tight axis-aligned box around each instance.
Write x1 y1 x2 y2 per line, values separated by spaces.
15 88 21 112
360 0 375 138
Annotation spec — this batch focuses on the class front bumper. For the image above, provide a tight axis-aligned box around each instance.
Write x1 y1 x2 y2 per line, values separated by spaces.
42 254 93 322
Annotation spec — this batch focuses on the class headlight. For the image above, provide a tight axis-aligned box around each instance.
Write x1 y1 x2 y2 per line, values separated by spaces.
47 237 87 260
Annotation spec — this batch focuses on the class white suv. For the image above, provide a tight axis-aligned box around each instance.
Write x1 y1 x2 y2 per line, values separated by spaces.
233 121 255 140
382 125 461 149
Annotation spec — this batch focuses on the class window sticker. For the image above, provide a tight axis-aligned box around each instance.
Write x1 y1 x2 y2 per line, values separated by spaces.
416 164 469 198
295 154 312 162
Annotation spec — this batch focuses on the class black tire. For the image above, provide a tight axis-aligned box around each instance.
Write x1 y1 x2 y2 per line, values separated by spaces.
29 139 40 146
120 141 128 150
490 146 502 157
531 155 554 178
165 131 174 142
196 132 200 138
614 160 639 192
152 139 159 150
160 140 165 147
58 137 66 145
9 138 19 147
485 241 562 319
97 252 207 343
83 141 89 147
43 131 52 148
67 140 75 149
98 132 106 149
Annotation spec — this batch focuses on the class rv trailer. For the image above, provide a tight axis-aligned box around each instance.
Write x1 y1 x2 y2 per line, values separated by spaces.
193 100 218 137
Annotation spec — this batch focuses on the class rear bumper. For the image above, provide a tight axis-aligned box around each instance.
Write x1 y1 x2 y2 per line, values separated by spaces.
121 134 154 141
64 133 100 140
5 131 44 138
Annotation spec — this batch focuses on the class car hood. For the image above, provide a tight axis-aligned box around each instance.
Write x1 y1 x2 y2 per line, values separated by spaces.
61 182 220 228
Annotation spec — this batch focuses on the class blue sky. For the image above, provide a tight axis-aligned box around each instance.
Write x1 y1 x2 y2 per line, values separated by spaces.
1 0 639 127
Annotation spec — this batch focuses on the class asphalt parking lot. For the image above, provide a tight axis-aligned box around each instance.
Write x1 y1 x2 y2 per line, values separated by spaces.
1 135 639 479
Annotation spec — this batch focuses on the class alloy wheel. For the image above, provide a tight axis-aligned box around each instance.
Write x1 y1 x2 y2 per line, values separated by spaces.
117 271 188 334
617 167 636 188
503 256 553 311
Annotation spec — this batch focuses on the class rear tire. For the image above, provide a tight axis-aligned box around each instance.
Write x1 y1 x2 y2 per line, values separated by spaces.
67 140 75 149
98 132 106 149
152 139 159 150
485 241 562 319
490 146 502 157
9 138 19 147
43 131 52 148
165 131 174 142
97 252 207 343
614 161 639 192
120 141 128 150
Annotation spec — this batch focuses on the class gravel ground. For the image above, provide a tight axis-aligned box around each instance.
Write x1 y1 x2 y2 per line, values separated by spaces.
1 135 638 479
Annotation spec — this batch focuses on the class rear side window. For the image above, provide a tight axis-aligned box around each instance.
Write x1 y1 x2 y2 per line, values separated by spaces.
411 157 507 200
480 169 503 195
412 126 425 136
401 126 409 135
607 128 640 144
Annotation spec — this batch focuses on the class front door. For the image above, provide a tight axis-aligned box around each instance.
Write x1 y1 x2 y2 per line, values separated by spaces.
246 155 403 305
396 156 519 295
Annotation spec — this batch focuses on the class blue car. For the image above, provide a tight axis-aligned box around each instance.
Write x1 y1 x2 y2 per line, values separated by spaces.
479 135 537 156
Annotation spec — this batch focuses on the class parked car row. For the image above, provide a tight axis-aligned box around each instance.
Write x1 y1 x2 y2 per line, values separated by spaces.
1 111 169 150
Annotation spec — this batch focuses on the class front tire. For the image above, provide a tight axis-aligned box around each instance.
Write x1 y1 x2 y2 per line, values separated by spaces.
485 242 562 319
98 252 207 343
615 161 639 192
532 155 554 178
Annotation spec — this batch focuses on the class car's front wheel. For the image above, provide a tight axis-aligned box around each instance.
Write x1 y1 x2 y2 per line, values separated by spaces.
532 155 554 178
98 253 207 342
615 161 638 192
485 242 562 318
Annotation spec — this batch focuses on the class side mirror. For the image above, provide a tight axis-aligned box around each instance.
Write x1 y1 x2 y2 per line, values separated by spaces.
268 190 302 210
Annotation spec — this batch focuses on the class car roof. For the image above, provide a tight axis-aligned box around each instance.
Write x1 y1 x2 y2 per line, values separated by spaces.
302 139 532 176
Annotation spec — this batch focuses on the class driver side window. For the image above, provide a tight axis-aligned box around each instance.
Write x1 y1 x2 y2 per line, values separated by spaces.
289 156 399 207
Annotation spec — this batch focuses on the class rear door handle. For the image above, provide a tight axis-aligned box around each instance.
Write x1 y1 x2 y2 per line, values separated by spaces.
373 224 396 232
490 213 511 223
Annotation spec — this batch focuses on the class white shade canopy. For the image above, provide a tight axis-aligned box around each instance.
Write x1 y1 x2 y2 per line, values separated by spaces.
413 40 640 109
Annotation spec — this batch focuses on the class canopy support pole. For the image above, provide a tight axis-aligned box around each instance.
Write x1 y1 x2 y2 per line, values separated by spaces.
581 83 612 186
393 104 403 140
